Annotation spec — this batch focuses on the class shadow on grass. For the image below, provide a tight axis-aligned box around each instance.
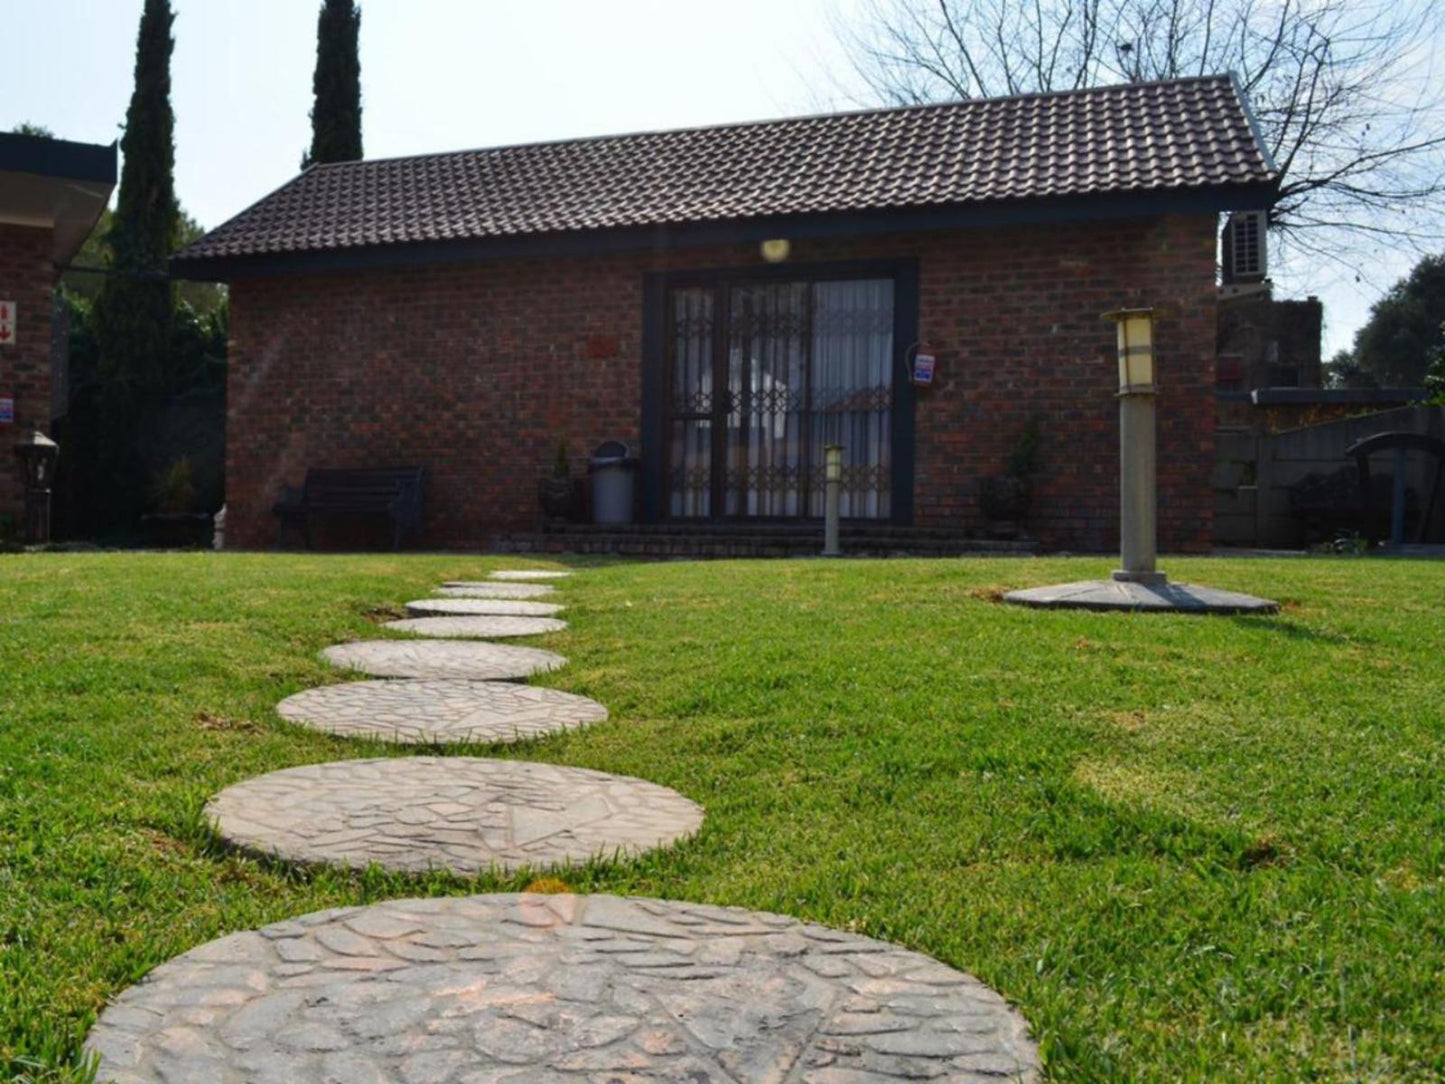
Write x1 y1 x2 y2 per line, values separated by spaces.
1228 615 1359 645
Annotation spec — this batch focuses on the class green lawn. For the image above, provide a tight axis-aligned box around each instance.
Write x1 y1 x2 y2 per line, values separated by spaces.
1 552 1442 1082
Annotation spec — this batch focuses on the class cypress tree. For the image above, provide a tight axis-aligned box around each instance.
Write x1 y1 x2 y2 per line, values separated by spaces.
88 0 179 532
302 0 363 168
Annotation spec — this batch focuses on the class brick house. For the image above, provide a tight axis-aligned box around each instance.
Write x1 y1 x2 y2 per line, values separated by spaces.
0 132 115 536
175 75 1277 553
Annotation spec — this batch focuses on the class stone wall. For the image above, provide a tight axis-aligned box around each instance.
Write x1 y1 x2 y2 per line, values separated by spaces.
0 224 54 533
223 213 1218 552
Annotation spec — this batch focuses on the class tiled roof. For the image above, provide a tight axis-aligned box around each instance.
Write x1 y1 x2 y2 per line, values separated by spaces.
178 75 1274 264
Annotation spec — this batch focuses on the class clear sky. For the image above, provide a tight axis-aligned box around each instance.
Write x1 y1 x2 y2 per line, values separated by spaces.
0 0 1421 356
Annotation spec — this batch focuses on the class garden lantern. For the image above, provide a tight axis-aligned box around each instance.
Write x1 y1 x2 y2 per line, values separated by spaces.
999 306 1277 612
14 428 59 544
1103 307 1164 585
1110 308 1156 393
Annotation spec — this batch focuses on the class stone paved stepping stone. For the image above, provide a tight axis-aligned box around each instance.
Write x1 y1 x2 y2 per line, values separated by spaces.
491 568 572 580
322 639 565 679
87 893 1042 1083
205 758 702 874
417 597 564 616
405 596 564 619
384 615 568 638
438 581 556 599
276 679 608 744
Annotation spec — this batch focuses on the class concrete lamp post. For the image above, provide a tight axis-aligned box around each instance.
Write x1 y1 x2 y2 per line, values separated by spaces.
1106 308 1166 587
1000 307 1280 615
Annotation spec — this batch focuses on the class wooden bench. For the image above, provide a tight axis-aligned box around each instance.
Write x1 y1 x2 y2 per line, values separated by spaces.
273 467 426 551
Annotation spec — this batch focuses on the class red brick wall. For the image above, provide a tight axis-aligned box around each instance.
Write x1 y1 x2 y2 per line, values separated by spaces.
0 224 54 531
225 213 1217 552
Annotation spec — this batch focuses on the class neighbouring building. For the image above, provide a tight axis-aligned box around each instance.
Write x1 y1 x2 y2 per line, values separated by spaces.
173 75 1278 553
0 132 115 538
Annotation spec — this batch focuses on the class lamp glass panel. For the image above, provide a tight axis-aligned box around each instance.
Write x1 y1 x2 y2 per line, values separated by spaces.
1119 315 1155 389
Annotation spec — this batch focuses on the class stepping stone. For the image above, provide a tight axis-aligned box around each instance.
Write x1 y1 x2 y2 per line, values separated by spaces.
416 597 564 617
322 639 565 679
205 758 703 874
276 678 608 744
384 615 568 639
491 569 572 580
87 894 1042 1083
439 581 556 599
405 597 563 619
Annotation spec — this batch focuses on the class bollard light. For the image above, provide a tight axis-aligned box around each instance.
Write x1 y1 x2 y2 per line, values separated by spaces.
822 444 843 557
1102 308 1164 585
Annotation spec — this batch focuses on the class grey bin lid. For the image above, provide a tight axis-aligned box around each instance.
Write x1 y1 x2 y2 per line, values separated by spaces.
589 440 637 470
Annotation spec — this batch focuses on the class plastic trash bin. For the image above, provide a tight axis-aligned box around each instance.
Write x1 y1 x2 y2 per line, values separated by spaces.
589 440 637 524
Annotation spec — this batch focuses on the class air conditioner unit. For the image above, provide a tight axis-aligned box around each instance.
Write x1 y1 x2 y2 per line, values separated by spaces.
1222 211 1267 284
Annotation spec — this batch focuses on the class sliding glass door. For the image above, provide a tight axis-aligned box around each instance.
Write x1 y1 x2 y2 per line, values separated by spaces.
665 274 896 520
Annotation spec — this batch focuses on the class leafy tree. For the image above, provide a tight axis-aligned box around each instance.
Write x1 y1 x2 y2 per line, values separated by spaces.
83 0 179 532
1422 324 1445 403
1323 349 1378 390
1347 254 1445 387
302 0 363 168
10 122 54 137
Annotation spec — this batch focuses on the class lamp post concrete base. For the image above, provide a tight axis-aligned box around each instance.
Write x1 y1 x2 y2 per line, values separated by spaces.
1002 579 1278 615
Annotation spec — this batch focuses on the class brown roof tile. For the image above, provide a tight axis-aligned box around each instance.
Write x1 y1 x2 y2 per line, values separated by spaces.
178 75 1275 264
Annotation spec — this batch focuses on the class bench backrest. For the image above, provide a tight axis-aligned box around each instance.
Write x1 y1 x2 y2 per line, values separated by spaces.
302 467 426 514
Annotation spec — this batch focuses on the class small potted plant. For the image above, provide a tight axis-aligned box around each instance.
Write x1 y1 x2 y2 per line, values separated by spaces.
978 417 1041 538
538 440 576 522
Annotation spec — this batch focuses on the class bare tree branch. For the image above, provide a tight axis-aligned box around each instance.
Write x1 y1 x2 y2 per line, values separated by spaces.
836 0 1445 268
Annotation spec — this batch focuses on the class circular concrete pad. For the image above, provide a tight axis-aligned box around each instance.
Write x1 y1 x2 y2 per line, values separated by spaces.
276 679 608 744
385 615 568 639
406 597 564 619
205 758 702 874
491 569 572 580
438 581 557 599
1003 579 1279 614
87 894 1041 1084
417 597 564 617
322 639 565 679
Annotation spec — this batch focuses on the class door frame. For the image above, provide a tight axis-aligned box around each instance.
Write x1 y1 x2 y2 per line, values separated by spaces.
641 257 918 525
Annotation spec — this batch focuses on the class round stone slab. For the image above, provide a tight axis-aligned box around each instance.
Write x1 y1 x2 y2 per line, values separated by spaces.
438 581 557 599
322 639 565 679
491 568 572 580
415 597 564 617
384 615 568 639
276 679 608 744
405 596 565 619
205 758 703 874
86 894 1042 1084
1003 579 1279 615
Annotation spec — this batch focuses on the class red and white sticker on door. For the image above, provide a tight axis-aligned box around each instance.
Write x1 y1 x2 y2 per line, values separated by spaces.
0 301 15 345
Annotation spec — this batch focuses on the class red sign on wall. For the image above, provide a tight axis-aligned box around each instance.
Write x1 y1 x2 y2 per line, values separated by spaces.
0 301 14 345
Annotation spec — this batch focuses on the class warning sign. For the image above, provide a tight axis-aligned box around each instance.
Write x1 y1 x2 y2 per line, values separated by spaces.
0 301 14 346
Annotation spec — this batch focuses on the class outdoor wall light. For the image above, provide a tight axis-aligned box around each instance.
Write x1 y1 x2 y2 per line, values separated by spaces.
760 238 791 263
14 428 59 545
1106 307 1156 394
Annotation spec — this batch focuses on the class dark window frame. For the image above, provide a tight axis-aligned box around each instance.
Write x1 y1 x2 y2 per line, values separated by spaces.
641 257 918 525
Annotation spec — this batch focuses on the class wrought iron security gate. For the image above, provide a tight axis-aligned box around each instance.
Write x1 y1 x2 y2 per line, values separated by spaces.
664 276 896 520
